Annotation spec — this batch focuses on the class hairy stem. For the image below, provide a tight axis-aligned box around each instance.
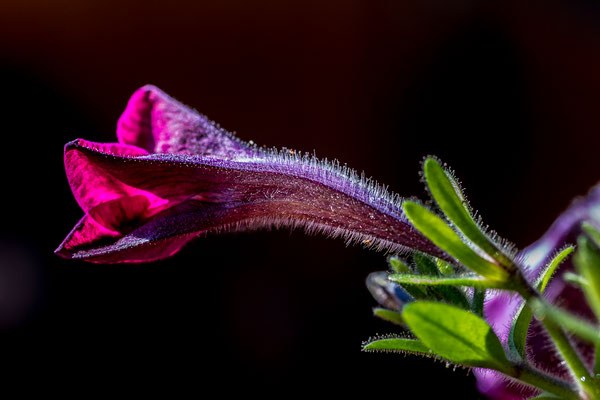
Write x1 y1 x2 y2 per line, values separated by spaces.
516 277 600 399
540 316 599 399
510 363 580 400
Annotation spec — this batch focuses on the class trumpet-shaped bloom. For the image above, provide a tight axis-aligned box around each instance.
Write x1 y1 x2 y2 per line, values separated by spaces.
56 85 444 263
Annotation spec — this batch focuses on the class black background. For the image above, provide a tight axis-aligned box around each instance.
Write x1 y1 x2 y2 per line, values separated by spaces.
1 0 600 397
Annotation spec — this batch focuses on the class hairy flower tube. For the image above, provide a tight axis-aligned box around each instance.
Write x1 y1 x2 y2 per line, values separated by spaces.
56 85 444 263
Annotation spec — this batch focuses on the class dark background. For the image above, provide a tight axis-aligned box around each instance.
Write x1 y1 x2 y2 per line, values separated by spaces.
1 0 599 397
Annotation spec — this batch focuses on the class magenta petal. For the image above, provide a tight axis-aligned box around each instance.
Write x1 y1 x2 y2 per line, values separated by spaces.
56 206 198 263
57 137 443 263
57 214 122 255
116 84 259 159
64 139 167 213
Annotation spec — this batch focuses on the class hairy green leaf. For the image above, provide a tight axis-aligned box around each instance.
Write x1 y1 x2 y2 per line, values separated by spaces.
402 301 512 373
574 236 600 325
388 274 507 289
423 158 514 269
373 308 404 326
362 337 430 355
402 201 509 282
413 252 441 275
537 246 575 291
508 247 574 359
388 256 411 274
529 393 562 400
435 258 455 276
410 253 470 308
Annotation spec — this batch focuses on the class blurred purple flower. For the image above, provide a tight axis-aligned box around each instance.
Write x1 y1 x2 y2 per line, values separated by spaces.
56 85 443 263
476 186 600 399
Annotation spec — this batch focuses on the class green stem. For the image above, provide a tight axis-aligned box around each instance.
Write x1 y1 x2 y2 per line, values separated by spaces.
540 316 599 399
517 279 600 399
511 363 580 400
530 298 600 344
563 272 589 289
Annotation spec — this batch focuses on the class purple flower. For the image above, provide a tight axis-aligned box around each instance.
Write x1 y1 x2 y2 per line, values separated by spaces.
475 186 600 399
58 85 597 399
56 85 443 263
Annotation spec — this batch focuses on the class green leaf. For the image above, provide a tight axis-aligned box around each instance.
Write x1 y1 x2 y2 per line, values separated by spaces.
386 257 428 299
362 337 430 355
423 158 514 270
529 393 562 400
508 302 532 360
529 298 600 344
595 342 600 376
471 288 485 317
397 260 472 310
402 301 513 373
582 222 600 248
412 253 458 276
373 308 404 326
413 252 441 275
508 247 574 359
410 253 469 308
537 246 575 292
388 256 411 274
388 273 508 289
574 236 600 324
562 272 588 288
435 259 455 276
402 201 509 282
396 283 428 301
